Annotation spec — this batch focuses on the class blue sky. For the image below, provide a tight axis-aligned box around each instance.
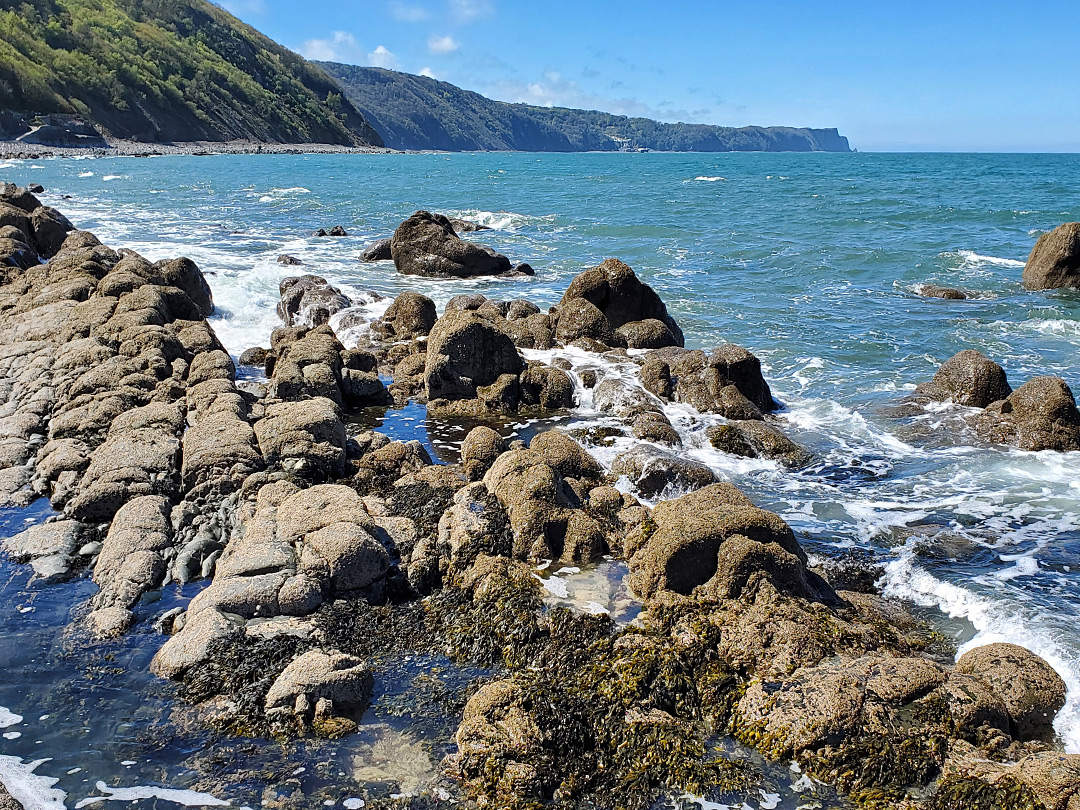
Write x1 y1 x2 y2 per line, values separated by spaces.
220 0 1080 152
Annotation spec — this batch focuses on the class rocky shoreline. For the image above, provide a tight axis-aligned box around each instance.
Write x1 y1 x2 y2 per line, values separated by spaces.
1 184 1080 809
0 139 390 160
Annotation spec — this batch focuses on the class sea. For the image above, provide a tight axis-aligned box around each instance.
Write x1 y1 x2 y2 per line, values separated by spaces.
0 151 1078 809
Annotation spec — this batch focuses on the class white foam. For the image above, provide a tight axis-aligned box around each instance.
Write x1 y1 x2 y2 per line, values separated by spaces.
0 756 67 810
692 176 726 182
101 175 125 182
74 781 232 807
0 706 22 728
446 209 548 231
956 249 1024 268
78 171 93 178
882 548 1080 752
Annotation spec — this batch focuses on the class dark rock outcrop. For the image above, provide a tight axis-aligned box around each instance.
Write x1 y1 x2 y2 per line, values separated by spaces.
1022 222 1080 290
359 238 392 262
917 350 1012 408
391 211 513 278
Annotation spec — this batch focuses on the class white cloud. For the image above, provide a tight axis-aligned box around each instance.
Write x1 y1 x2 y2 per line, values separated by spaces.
299 31 365 63
451 0 493 22
367 45 401 69
487 70 691 120
427 34 459 54
418 66 439 79
390 1 428 22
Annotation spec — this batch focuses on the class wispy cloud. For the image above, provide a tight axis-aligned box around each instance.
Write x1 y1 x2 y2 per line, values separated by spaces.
367 45 401 69
389 1 428 22
418 66 439 79
219 0 265 15
299 30 365 63
451 0 493 22
427 34 459 54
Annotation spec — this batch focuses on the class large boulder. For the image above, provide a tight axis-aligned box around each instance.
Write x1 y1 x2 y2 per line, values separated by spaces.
424 310 524 401
372 291 437 341
277 275 351 327
254 397 347 478
956 643 1067 741
150 258 214 317
917 350 1012 408
976 376 1080 452
557 259 683 349
391 211 513 278
626 483 809 600
664 346 778 414
1022 222 1080 290
611 444 717 498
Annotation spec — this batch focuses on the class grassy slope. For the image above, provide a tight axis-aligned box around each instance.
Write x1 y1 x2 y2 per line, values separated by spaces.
0 0 383 145
319 63 851 153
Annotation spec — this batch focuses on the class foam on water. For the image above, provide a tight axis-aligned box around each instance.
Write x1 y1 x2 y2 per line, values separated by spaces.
956 249 1025 268
74 782 233 807
0 757 67 810
0 706 22 728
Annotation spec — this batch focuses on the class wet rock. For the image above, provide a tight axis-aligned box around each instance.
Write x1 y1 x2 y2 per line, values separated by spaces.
461 426 508 481
518 361 574 410
611 444 717 498
277 254 303 266
277 275 351 327
372 291 436 341
665 345 778 414
557 259 683 349
269 326 388 408
391 211 513 278
238 347 268 367
29 205 75 258
150 257 214 318
359 238 392 262
707 421 812 468
592 377 663 420
529 430 603 482
264 649 373 722
448 217 491 233
152 606 244 679
919 284 968 300
916 350 1012 408
626 482 807 599
509 262 535 277
424 310 524 401
2 519 84 582
1022 222 1080 290
631 411 681 446
957 642 1067 741
975 375 1080 452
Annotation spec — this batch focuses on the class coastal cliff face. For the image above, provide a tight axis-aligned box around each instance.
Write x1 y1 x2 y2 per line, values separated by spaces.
318 64 853 153
0 0 383 145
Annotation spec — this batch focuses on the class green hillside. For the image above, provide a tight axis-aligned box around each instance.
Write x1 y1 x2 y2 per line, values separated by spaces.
0 0 382 145
319 63 851 153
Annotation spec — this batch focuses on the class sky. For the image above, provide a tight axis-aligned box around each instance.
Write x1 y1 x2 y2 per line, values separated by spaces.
219 0 1080 152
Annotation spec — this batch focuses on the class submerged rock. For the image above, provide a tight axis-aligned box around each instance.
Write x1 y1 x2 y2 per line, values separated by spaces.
611 444 718 497
1022 221 1080 290
919 284 968 300
707 420 812 468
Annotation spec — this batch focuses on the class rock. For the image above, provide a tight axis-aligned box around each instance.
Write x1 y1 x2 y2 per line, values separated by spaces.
313 228 328 237
509 262 535 277
151 607 244 679
917 350 1012 408
424 310 524 401
359 238 392 262
518 362 574 410
707 421 812 468
668 346 778 414
277 275 351 327
956 643 1067 741
448 217 490 232
254 397 347 479
1022 222 1080 290
592 377 663 420
30 206 74 258
461 426 507 481
373 291 437 340
640 354 673 400
264 650 374 720
632 411 681 446
151 257 214 317
611 444 717 498
278 254 303 266
919 284 968 300
626 482 808 599
455 679 544 799
239 347 269 367
975 376 1080 452
2 519 83 582
1010 752 1080 810
529 430 603 482
558 259 683 348
90 495 173 623
391 211 513 278
327 225 348 237
554 297 623 347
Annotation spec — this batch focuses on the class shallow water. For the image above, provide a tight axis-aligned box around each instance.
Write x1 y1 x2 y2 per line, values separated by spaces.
2 151 1080 807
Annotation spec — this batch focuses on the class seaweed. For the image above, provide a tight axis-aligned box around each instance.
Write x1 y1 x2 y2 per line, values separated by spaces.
929 776 1044 810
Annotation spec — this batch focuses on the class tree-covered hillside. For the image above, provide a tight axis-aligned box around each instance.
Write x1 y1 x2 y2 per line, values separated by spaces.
319 63 851 153
0 0 383 145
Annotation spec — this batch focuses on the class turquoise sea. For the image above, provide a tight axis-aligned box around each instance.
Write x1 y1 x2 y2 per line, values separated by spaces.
1 151 1079 808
